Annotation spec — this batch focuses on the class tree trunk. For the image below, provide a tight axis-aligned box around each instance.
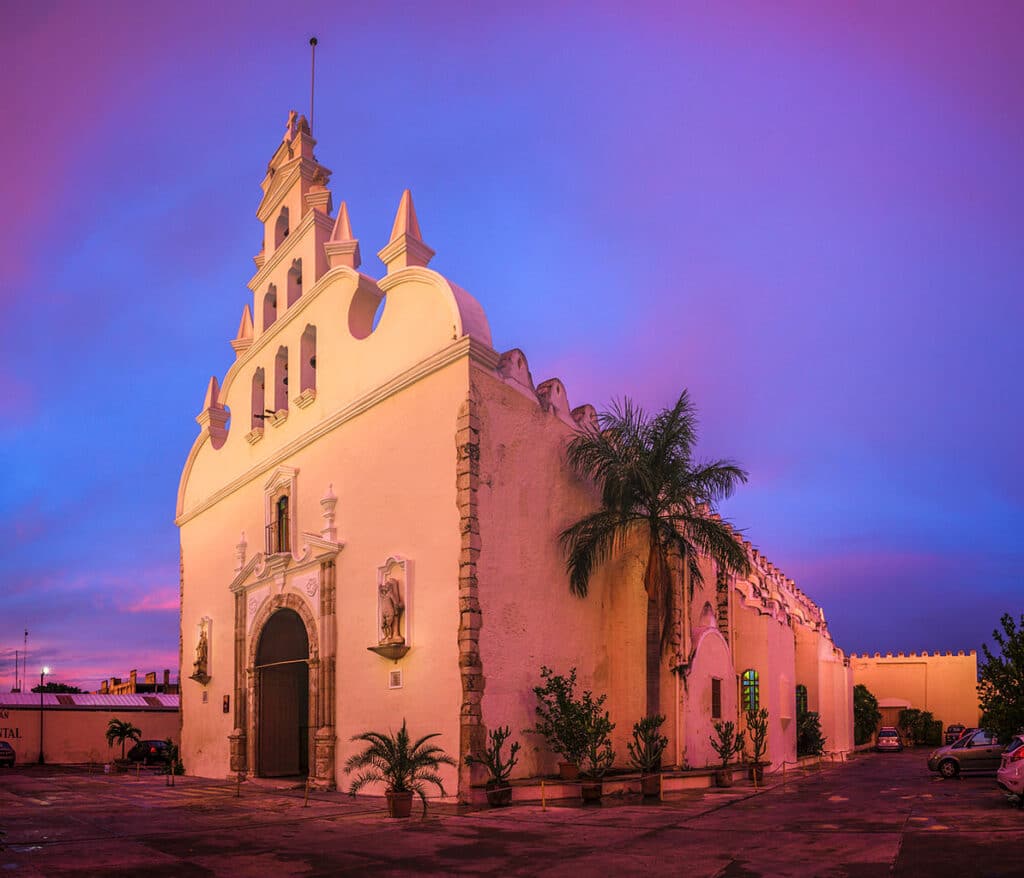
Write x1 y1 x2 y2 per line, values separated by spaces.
646 594 660 717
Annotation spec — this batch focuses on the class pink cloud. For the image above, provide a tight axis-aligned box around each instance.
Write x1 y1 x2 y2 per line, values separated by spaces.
123 587 180 614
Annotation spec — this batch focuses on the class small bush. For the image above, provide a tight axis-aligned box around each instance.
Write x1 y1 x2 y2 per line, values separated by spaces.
797 711 825 757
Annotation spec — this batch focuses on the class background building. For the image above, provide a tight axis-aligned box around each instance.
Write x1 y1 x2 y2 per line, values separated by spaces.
850 651 979 730
98 669 178 695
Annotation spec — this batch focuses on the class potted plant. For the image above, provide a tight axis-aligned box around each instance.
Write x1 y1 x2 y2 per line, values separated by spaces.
709 720 745 787
745 708 769 783
532 666 587 779
466 725 521 807
579 688 615 803
105 718 142 766
345 719 456 817
628 714 668 796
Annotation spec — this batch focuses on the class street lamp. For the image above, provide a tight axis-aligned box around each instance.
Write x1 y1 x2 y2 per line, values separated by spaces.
38 666 50 765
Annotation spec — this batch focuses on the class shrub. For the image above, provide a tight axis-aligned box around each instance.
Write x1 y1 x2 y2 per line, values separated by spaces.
797 711 826 756
709 721 745 768
745 708 769 765
853 684 881 745
531 666 588 767
627 714 668 774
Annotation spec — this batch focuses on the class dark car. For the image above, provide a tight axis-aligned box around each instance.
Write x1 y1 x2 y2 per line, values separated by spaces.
927 728 1006 778
126 739 171 765
0 741 15 767
945 724 966 745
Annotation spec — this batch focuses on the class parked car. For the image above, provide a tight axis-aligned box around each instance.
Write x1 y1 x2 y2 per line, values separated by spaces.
126 739 171 765
0 741 15 767
875 727 904 752
996 735 1024 804
928 728 1006 778
944 724 966 745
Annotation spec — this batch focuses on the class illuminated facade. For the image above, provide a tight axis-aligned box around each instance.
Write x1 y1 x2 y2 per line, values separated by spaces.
177 113 854 796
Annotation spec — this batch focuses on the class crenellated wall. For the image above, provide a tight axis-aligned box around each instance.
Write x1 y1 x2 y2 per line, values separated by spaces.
849 651 979 729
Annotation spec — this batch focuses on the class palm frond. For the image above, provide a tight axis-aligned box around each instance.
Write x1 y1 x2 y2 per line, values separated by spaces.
559 509 639 596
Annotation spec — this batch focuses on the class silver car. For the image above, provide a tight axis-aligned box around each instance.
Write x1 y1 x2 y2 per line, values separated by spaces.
928 728 1005 778
996 735 1024 803
875 727 903 752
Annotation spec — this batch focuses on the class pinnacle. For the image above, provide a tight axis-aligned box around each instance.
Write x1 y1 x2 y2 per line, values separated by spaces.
236 304 253 340
331 202 355 242
388 189 423 243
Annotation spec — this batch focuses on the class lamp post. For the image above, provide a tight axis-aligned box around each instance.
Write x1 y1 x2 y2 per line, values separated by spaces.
38 666 50 764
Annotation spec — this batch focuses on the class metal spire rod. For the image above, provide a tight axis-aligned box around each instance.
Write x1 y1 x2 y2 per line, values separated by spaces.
309 37 318 134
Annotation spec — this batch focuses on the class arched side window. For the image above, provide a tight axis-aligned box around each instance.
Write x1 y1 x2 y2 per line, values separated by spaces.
795 684 808 717
287 259 302 307
742 669 760 712
300 325 316 394
274 346 289 412
274 207 290 249
250 367 265 430
263 284 278 331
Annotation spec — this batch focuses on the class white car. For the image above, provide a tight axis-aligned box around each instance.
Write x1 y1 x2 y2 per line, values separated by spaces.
996 735 1024 805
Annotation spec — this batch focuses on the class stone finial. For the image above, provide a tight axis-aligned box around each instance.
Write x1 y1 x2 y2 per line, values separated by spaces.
235 531 247 573
324 202 361 270
377 189 435 273
231 304 254 357
320 483 338 541
196 376 228 447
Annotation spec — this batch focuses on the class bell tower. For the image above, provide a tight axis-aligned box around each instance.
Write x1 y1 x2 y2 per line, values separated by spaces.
247 111 336 336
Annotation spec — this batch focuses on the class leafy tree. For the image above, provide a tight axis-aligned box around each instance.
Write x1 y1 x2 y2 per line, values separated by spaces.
31 681 83 694
797 711 825 756
105 718 142 760
560 391 749 718
897 708 935 746
853 684 881 745
978 612 1024 742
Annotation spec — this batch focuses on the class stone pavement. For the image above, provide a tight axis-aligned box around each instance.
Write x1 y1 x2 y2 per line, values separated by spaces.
0 751 1020 876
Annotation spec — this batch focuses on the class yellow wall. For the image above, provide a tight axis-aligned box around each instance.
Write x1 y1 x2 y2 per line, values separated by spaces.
0 707 178 764
850 651 979 727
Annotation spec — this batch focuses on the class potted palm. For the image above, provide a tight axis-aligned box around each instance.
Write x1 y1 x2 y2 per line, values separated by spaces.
710 720 745 788
628 714 668 796
579 688 615 803
345 719 455 817
466 725 520 807
745 708 769 783
532 666 587 779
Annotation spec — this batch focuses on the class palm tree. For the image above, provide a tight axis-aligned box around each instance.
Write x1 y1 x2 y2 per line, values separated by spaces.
344 720 456 815
105 718 142 760
560 390 750 718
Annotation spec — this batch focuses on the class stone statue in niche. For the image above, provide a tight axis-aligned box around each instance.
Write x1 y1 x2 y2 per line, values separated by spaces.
191 618 211 684
379 577 405 645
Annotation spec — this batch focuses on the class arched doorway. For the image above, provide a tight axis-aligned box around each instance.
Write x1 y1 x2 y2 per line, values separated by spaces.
255 608 309 777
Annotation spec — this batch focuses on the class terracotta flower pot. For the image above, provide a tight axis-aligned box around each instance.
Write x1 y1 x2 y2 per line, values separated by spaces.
485 784 513 807
640 773 661 797
714 768 733 788
386 790 414 818
580 780 603 803
559 762 580 781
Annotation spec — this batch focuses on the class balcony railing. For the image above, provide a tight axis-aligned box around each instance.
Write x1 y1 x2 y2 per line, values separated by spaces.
265 520 289 555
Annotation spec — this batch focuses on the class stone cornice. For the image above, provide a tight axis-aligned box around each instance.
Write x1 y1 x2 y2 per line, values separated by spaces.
177 334 500 525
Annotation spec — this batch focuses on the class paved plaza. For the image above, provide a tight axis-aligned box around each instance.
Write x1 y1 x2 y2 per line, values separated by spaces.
1 751 1020 876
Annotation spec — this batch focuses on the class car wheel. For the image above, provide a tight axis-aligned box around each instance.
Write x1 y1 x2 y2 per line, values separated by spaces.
939 760 959 779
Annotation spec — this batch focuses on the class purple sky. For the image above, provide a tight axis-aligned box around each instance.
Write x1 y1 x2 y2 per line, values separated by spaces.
2 1 1021 690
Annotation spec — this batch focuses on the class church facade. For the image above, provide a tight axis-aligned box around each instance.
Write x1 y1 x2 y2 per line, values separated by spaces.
177 113 853 796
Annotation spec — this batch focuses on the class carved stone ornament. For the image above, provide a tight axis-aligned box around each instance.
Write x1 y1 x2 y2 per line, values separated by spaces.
191 616 212 685
367 556 411 661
